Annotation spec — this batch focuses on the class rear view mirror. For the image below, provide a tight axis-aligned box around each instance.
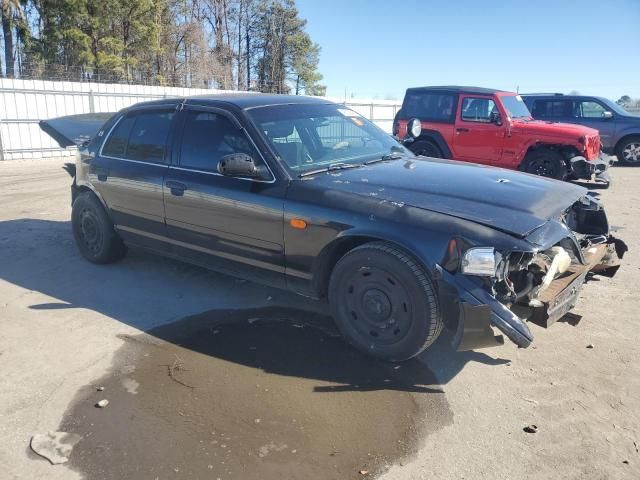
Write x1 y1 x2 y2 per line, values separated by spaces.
603 111 613 119
218 153 269 180
490 111 503 126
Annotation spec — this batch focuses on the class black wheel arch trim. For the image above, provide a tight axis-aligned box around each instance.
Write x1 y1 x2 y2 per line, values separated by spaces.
411 130 452 158
311 229 440 298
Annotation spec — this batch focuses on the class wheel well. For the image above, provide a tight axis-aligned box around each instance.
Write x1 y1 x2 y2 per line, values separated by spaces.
313 236 431 299
614 133 640 154
521 144 572 170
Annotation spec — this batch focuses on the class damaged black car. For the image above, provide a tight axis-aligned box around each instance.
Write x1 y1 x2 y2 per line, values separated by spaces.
41 94 627 361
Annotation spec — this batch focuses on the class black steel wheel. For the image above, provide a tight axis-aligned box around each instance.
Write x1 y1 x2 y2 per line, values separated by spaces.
522 149 567 180
409 140 443 158
328 242 442 361
71 191 126 264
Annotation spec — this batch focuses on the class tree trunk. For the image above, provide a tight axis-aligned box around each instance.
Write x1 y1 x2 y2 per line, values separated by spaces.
2 14 14 77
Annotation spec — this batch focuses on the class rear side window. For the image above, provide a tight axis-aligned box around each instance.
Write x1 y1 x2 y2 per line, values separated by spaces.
102 110 175 163
401 92 457 123
102 115 135 157
531 100 570 118
179 110 260 172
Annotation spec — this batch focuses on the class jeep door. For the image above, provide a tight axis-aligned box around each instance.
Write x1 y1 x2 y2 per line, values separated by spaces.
89 103 178 252
451 95 505 166
163 104 286 287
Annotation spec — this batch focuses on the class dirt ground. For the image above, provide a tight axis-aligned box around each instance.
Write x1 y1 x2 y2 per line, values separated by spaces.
1 158 639 480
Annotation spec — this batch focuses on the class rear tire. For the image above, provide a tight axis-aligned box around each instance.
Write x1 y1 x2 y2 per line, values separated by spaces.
328 242 442 361
615 135 640 165
71 191 126 264
521 149 567 180
409 140 443 158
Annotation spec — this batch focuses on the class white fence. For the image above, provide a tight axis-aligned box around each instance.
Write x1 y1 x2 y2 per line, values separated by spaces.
0 78 401 161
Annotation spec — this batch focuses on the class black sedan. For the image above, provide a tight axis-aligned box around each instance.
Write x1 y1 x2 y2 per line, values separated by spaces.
41 94 626 361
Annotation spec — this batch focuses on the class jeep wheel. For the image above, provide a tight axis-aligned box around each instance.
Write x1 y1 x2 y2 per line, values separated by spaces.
328 242 442 361
410 140 442 158
522 149 567 180
616 136 640 165
71 191 126 264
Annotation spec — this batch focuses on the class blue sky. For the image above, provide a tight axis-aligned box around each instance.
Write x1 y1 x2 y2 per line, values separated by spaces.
296 0 640 101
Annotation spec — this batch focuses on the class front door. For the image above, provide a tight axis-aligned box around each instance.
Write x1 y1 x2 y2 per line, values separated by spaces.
89 104 178 252
451 96 505 166
163 105 286 287
570 99 617 150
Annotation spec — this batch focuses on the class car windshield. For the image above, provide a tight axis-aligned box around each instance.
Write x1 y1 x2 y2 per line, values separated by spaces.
247 103 408 174
599 97 632 116
501 95 532 119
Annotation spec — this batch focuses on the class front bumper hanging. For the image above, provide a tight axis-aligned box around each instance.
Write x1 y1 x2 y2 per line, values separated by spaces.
570 153 615 185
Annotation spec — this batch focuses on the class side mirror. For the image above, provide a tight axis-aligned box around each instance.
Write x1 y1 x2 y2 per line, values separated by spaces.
218 153 269 180
603 111 613 119
406 118 422 139
490 111 503 126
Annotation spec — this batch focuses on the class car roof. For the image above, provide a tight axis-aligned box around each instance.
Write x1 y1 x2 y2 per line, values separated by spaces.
405 86 509 96
123 93 333 111
188 93 333 109
521 93 609 102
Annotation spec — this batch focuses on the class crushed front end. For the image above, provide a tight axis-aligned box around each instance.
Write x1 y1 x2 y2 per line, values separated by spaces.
437 193 627 350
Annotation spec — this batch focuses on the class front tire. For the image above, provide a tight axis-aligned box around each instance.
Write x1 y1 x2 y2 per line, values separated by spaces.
615 135 640 165
521 149 567 180
328 242 442 361
71 191 126 264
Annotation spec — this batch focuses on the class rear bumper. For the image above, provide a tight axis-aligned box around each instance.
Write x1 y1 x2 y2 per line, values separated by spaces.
571 153 615 184
437 236 627 351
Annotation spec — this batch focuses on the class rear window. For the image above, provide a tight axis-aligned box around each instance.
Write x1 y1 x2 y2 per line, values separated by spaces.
401 92 457 123
530 99 570 119
102 110 175 163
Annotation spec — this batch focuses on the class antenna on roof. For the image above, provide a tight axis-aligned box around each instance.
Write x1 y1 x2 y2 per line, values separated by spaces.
516 85 520 93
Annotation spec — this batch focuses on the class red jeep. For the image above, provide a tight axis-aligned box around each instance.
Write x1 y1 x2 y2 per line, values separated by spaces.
394 86 611 184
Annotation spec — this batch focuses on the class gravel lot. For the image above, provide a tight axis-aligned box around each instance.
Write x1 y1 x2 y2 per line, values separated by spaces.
1 158 639 480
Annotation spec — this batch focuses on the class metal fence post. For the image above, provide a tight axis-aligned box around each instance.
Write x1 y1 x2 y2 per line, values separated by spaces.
0 121 4 161
88 89 95 113
370 103 374 121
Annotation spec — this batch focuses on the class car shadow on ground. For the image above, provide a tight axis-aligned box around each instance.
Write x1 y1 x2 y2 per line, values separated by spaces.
0 218 510 390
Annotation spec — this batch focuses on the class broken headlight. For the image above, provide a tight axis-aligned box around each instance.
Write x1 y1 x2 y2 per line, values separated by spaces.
461 247 500 277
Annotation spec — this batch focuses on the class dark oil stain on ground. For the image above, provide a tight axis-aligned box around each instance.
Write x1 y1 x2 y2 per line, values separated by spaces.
59 307 453 480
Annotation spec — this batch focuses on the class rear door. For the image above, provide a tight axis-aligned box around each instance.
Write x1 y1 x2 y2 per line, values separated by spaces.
528 98 572 122
163 104 286 287
451 95 505 165
90 104 178 252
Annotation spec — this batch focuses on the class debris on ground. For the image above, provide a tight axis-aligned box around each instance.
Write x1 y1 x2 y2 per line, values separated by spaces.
359 469 369 475
95 399 109 408
523 425 538 434
167 354 194 389
586 344 594 349
30 431 82 465
96 386 104 391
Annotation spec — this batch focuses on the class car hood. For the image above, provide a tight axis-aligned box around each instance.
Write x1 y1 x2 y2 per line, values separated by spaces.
512 119 599 138
303 157 587 238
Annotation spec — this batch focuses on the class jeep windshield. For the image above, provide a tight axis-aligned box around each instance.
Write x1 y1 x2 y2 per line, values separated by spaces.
247 103 409 175
501 94 533 119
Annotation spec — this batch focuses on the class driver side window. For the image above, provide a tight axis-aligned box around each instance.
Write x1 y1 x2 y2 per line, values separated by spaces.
179 110 260 172
574 101 607 118
461 97 497 123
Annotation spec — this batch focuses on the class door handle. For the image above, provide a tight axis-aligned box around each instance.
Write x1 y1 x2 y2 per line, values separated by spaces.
456 128 469 133
166 180 187 196
95 168 109 181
